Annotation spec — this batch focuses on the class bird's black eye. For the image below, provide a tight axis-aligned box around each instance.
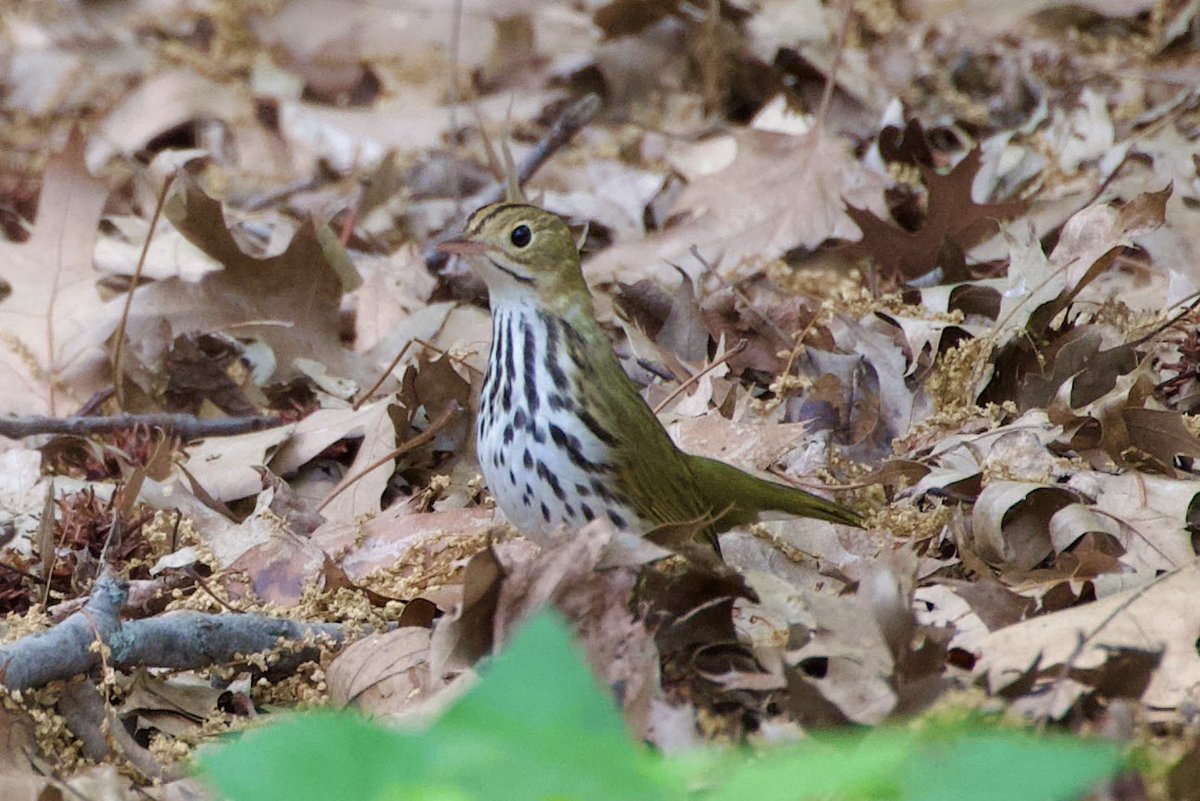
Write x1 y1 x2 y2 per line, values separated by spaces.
510 224 532 248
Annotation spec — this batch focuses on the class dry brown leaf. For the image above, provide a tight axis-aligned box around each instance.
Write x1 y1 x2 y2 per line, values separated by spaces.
178 425 298 504
1128 125 1200 302
787 589 897 724
0 448 47 554
0 705 46 798
845 147 1026 282
971 482 1076 570
121 176 363 389
94 215 221 282
976 561 1200 718
279 400 398 523
668 415 816 476
1073 471 1197 575
275 90 556 175
585 129 888 286
493 523 662 736
88 69 286 181
352 247 440 354
315 506 496 583
0 129 113 415
116 671 225 723
933 0 1158 34
1123 407 1200 472
825 314 925 451
698 285 817 375
228 507 328 606
327 627 439 716
1054 186 1169 292
1045 88 1116 175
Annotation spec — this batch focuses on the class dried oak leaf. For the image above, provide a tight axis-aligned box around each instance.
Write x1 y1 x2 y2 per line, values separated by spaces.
586 129 888 286
844 147 1026 282
0 705 43 797
123 175 363 387
971 481 1077 571
785 587 899 725
1123 406 1200 474
980 188 1169 407
327 626 437 715
976 560 1200 717
0 129 113 415
162 332 259 416
89 69 286 181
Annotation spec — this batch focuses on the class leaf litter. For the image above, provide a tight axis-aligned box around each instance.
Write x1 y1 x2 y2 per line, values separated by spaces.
1 0 1200 796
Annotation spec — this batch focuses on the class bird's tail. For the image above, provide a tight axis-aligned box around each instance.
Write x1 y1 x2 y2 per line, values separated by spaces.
689 455 864 529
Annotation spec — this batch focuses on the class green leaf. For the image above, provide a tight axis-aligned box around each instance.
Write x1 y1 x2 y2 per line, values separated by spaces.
201 610 1121 801
200 610 679 801
430 610 672 801
200 713 431 801
699 729 1121 801
903 730 1123 801
699 731 909 801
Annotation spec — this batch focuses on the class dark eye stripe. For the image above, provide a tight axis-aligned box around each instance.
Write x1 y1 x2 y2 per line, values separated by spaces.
466 202 539 236
488 257 534 285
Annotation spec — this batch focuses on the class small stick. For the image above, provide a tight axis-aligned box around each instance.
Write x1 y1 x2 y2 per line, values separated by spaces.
112 174 176 409
355 336 484 411
317 402 462 512
653 340 747 414
413 337 484 377
0 413 283 440
353 339 415 410
816 0 854 132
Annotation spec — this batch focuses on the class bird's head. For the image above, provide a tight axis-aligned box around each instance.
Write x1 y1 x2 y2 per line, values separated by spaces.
436 203 589 313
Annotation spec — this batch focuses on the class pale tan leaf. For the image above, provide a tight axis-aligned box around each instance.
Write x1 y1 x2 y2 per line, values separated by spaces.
971 481 1075 569
585 129 888 286
976 562 1200 716
122 177 365 387
0 129 113 415
327 627 440 717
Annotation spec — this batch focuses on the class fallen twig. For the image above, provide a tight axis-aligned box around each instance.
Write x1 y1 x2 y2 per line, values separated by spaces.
0 575 345 692
47 573 195 623
317 401 462 512
112 174 175 410
59 679 174 783
0 413 283 440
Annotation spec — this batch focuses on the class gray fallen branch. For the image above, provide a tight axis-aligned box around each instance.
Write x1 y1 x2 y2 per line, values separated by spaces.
48 573 194 623
0 575 345 692
0 413 283 440
59 678 175 783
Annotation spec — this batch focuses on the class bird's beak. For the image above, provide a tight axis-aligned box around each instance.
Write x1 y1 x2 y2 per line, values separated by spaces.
435 234 487 257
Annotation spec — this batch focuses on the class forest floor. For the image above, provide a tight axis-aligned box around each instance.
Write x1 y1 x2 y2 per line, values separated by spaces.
1 0 1198 797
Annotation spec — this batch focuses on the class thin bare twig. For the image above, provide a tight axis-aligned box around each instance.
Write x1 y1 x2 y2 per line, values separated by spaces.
450 0 465 212
317 402 462 513
0 413 283 440
815 0 854 131
414 337 485 376
112 174 176 410
243 176 322 212
653 340 747 414
354 339 415 410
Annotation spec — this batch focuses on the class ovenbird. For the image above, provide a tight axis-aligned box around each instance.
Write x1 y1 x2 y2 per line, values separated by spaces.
437 202 862 549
